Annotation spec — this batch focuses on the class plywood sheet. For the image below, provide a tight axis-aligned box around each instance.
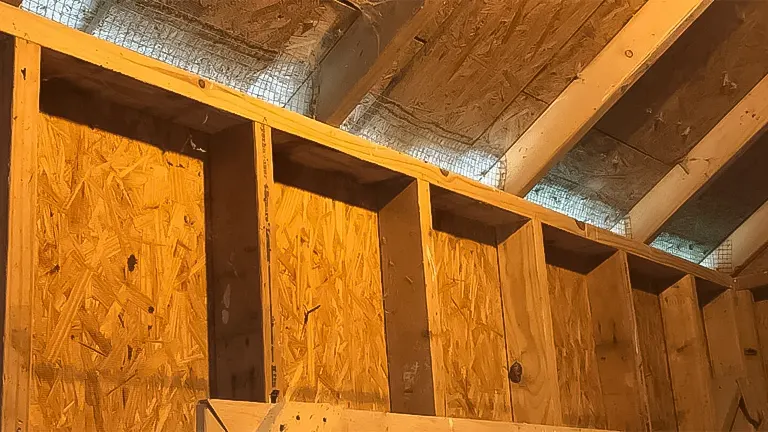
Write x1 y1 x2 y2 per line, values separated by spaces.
384 0 601 141
632 289 678 430
547 264 606 429
432 229 510 421
273 182 389 411
596 0 768 164
32 113 208 431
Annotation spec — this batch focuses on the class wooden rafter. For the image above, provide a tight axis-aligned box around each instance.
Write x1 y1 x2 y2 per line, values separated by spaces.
716 200 768 276
314 0 437 126
500 0 712 196
627 74 768 243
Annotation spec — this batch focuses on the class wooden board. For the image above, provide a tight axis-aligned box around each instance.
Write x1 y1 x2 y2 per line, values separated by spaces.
659 275 716 431
596 0 768 165
755 300 768 388
32 109 208 430
497 220 562 425
0 36 40 432
272 181 389 411
431 223 510 421
197 399 620 432
547 264 606 428
584 252 648 431
631 288 678 430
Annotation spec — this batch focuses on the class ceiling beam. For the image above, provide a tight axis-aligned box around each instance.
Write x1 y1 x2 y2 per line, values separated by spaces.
627 74 768 243
500 0 712 196
716 200 768 276
315 0 437 127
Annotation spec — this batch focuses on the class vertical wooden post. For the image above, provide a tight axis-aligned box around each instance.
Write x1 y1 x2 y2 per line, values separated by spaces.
208 122 276 402
584 251 650 431
496 219 562 425
0 36 41 432
378 179 437 415
660 275 716 431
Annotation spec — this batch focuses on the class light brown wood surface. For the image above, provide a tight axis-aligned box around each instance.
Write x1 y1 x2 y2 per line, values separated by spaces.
660 275 717 431
33 99 208 429
720 200 768 276
755 300 768 393
431 216 511 421
502 0 712 195
584 252 649 431
197 399 619 432
0 36 40 432
628 73 768 243
497 220 562 425
631 288 678 430
547 264 606 428
272 178 389 410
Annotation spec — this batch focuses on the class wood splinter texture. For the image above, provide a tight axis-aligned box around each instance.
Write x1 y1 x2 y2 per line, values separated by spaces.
32 112 208 431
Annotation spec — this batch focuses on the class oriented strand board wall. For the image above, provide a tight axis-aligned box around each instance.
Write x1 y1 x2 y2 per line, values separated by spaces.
273 182 389 411
431 229 510 421
547 265 606 428
32 113 208 431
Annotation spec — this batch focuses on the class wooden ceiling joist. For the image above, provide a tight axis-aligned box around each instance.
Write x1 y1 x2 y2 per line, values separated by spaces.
314 0 437 126
626 73 768 243
717 200 768 277
500 0 712 196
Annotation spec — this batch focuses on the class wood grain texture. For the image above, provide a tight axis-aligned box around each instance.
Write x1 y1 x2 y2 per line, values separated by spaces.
199 399 621 432
431 224 510 421
597 0 768 165
207 123 267 401
378 180 436 415
384 0 602 141
273 181 389 411
547 265 606 428
497 220 562 425
526 0 647 103
755 300 768 392
659 275 716 431
734 290 768 422
584 252 648 431
631 288 678 430
0 36 40 432
33 108 208 430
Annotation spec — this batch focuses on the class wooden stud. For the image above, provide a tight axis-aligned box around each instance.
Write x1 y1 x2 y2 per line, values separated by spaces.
659 275 717 431
717 199 768 276
315 0 437 126
755 300 768 393
584 251 650 431
501 0 712 196
208 122 273 402
0 36 40 432
377 180 437 415
496 219 562 425
628 73 768 243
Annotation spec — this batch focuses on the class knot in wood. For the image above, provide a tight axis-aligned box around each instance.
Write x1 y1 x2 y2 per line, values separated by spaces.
508 361 523 383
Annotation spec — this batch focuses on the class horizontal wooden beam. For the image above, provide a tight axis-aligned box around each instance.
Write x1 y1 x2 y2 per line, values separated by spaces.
628 73 768 243
0 3 730 292
315 0 434 126
717 200 768 276
501 0 712 196
196 399 616 431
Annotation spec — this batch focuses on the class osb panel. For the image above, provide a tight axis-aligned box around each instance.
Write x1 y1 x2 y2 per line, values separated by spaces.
547 264 606 429
526 0 647 103
631 289 677 431
660 134 768 255
32 114 208 431
152 0 356 61
596 0 768 165
273 183 389 411
432 230 511 421
547 129 669 214
475 92 547 157
384 0 601 141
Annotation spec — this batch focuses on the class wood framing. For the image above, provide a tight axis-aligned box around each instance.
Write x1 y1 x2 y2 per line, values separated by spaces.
196 399 617 432
315 0 434 126
501 0 712 196
718 199 768 276
628 73 768 243
0 36 40 432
